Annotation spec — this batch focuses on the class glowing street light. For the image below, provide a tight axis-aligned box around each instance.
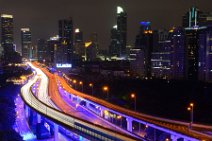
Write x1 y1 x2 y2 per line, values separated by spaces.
79 81 83 92
103 86 109 100
117 115 122 127
131 93 136 111
187 102 194 129
73 79 77 89
89 83 93 95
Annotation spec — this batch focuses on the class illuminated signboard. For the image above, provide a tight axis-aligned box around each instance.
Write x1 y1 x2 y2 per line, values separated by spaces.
56 64 72 68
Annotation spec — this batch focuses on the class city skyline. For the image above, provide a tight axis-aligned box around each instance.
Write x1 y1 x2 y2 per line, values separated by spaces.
0 0 212 52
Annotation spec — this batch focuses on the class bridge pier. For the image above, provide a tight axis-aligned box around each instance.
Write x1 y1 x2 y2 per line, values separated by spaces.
171 135 179 141
54 123 59 141
126 117 133 132
100 108 104 117
25 105 29 118
37 114 41 123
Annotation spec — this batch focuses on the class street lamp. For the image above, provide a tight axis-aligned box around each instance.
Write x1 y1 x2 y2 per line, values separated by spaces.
89 83 93 95
79 81 83 92
103 86 109 100
187 103 194 129
117 115 122 128
131 93 136 111
73 79 77 89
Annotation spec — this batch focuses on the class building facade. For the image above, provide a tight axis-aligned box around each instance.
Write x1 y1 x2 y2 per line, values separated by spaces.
59 18 74 63
21 28 32 59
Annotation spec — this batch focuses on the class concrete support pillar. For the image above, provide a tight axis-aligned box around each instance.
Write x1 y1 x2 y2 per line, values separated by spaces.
77 97 81 104
126 117 133 132
54 123 59 141
100 107 106 117
37 114 41 123
25 106 29 118
171 135 179 141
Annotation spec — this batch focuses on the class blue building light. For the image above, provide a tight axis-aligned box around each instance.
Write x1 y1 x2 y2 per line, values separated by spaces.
140 21 151 26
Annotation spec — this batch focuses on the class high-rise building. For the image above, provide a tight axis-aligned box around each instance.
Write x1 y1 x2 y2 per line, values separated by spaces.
37 39 47 63
91 32 99 57
182 7 210 80
74 28 84 57
109 6 127 58
1 14 14 62
46 36 60 66
129 48 144 77
198 25 212 82
151 29 172 79
59 18 74 63
21 28 32 59
117 6 127 57
109 25 119 57
183 7 212 28
135 22 153 78
171 27 186 79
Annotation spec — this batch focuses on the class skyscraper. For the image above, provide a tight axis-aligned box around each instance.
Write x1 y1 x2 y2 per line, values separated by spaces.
135 22 153 78
171 27 186 79
1 14 14 61
183 7 212 28
109 25 119 56
117 6 127 57
109 6 127 58
59 18 74 63
182 7 208 80
37 39 47 63
21 28 32 59
151 29 172 79
46 35 60 66
198 26 212 82
74 28 83 57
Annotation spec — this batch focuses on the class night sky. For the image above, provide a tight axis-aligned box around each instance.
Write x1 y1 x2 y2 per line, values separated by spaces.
0 0 212 52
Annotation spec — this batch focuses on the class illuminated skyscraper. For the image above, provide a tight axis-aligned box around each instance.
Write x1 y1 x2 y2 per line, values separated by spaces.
135 22 153 78
59 18 74 63
109 25 119 56
47 35 60 65
1 14 14 61
74 28 83 57
37 39 47 63
109 6 127 58
117 6 127 57
198 26 212 82
182 7 209 80
183 7 212 28
171 27 186 79
21 28 32 59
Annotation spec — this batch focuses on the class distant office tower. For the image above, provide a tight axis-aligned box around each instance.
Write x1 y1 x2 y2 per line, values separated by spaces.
21 28 32 59
182 7 208 80
135 22 153 78
74 28 84 57
59 18 74 63
1 14 14 61
117 6 127 57
183 7 212 80
198 26 212 82
37 39 47 63
151 29 172 79
109 25 119 56
130 48 144 76
46 36 60 65
183 7 212 28
91 32 99 57
171 27 186 79
109 6 127 57
86 32 99 61
86 33 98 61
